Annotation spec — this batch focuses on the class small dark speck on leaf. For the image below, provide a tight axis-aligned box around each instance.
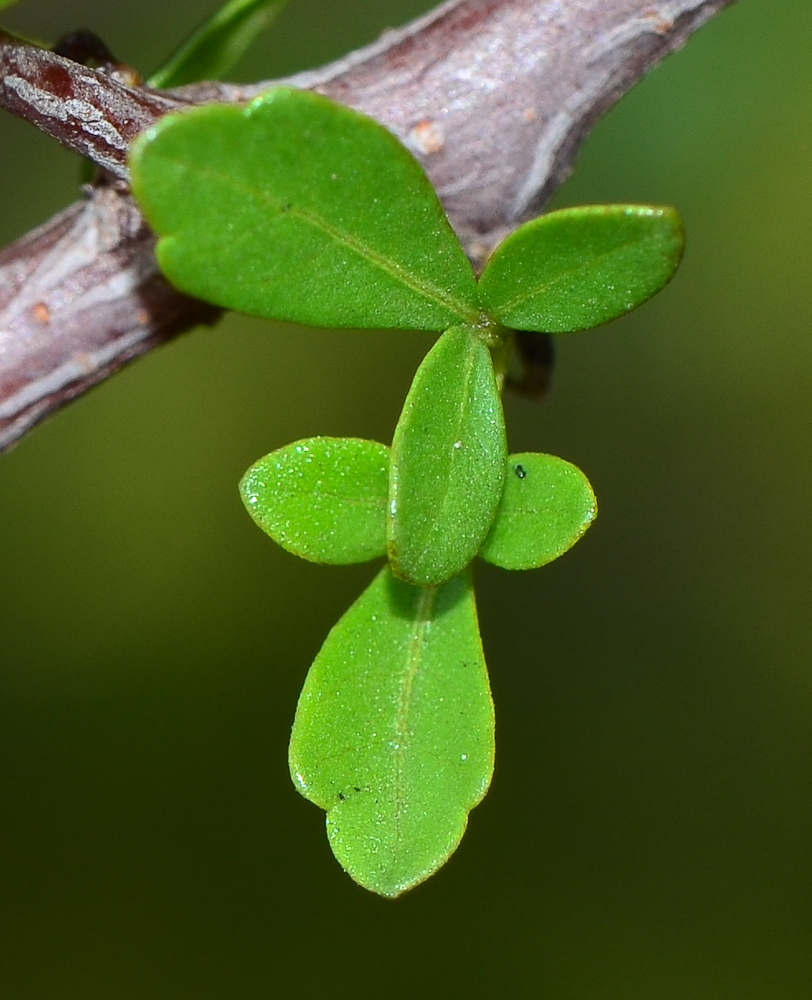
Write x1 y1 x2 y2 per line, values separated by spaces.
514 464 526 479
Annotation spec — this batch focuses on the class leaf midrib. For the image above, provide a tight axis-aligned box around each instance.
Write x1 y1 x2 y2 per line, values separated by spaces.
413 338 479 563
391 584 437 850
493 233 659 314
162 156 482 326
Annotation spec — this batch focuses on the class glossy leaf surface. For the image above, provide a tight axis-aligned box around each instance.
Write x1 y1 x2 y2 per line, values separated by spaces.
130 87 480 330
477 205 684 332
479 453 597 570
289 566 494 897
148 0 290 89
388 326 507 587
239 437 388 564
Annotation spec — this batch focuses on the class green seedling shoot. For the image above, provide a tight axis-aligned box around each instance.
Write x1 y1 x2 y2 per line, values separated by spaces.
130 85 684 896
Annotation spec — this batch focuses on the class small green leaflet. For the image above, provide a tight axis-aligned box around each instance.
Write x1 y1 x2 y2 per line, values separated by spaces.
129 87 481 331
127 72 687 896
148 0 291 89
477 205 685 332
479 453 597 570
388 326 507 587
239 437 388 564
289 565 494 898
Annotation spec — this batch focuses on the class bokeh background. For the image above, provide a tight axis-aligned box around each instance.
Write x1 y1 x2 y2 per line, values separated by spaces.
1 1 811 997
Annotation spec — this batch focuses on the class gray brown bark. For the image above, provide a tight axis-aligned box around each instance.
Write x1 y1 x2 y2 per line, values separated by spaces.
0 0 737 451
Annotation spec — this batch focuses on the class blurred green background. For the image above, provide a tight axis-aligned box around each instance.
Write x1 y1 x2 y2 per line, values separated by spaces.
1 1 811 997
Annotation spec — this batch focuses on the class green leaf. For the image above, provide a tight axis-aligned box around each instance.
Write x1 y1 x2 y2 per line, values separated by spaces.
477 205 685 332
479 453 597 570
129 87 481 330
388 326 507 587
239 437 388 564
289 566 494 897
148 0 290 90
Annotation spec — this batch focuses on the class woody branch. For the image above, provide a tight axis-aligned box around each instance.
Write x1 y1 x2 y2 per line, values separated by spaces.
0 0 737 451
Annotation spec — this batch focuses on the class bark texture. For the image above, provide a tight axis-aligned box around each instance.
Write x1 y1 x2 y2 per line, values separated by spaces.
0 0 737 451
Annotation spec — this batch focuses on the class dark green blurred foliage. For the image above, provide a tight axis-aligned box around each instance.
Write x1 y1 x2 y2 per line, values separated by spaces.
1 1 811 997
